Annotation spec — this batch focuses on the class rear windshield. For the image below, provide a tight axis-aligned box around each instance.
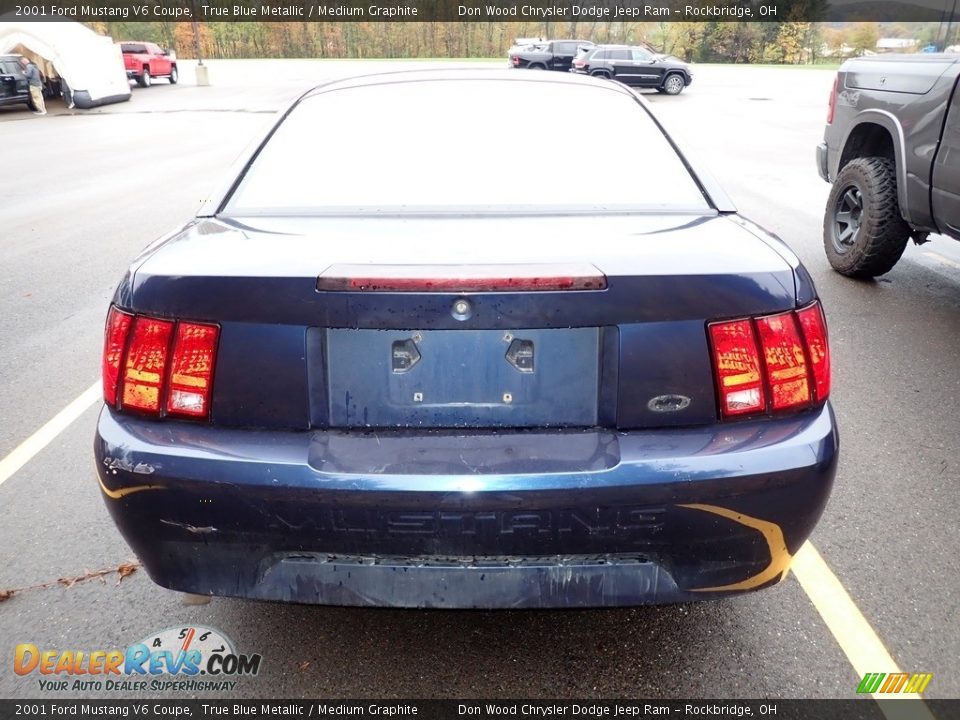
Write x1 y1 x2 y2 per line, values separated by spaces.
121 44 147 54
225 79 710 215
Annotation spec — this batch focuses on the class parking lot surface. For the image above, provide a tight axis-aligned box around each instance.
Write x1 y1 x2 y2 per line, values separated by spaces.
0 60 957 701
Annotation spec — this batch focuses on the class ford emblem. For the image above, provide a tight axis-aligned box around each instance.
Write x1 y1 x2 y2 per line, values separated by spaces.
647 394 692 413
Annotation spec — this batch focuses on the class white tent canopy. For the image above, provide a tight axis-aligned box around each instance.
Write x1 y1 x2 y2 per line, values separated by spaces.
0 19 130 108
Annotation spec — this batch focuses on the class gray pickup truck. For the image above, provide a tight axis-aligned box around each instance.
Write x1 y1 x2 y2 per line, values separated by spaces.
817 54 960 277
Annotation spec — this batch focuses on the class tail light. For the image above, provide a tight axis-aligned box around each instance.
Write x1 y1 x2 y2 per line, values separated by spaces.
102 306 219 420
166 322 220 418
709 301 830 420
756 312 810 410
511 56 519 66
574 60 585 69
796 302 831 401
708 319 765 416
103 307 133 406
121 317 174 413
826 74 838 124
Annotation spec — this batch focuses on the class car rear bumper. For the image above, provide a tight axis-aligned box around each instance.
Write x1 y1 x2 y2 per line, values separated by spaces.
95 404 838 608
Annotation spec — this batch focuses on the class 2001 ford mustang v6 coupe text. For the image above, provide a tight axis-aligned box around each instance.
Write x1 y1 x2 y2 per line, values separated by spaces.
95 70 837 608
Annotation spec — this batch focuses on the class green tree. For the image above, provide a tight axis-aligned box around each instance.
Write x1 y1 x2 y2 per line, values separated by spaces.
775 22 811 64
698 22 760 63
849 22 880 55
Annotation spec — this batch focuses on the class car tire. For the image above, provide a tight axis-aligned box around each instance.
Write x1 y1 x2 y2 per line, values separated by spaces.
823 157 911 278
591 70 611 79
139 69 151 88
169 66 178 84
662 74 685 95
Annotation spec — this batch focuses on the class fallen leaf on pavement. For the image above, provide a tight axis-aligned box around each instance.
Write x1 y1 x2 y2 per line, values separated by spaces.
116 563 139 585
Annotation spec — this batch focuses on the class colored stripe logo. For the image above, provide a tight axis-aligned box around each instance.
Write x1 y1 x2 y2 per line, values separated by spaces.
857 672 932 694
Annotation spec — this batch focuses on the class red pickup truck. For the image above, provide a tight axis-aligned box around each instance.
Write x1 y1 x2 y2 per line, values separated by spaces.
118 42 178 88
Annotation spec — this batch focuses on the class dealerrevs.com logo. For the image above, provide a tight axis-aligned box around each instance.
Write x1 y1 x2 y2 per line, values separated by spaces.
14 626 262 692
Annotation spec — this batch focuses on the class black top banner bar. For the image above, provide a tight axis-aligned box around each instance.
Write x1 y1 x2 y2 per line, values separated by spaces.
2 700 959 720
0 0 957 22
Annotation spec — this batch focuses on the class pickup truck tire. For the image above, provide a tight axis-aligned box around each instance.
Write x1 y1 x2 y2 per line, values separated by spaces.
139 69 151 88
824 157 911 278
169 66 178 84
527 64 546 70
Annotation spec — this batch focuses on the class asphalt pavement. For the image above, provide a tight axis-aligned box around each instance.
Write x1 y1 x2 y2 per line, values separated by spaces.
0 60 957 702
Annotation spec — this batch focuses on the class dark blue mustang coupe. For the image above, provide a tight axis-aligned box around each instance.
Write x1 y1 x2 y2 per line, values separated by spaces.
95 70 838 608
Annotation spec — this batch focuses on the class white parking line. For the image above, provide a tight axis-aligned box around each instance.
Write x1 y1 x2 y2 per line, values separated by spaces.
0 381 100 489
792 542 935 717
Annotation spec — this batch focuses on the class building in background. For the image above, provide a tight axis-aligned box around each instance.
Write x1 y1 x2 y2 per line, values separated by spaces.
876 38 919 53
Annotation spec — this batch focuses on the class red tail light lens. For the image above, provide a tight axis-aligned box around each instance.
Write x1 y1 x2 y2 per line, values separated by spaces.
103 307 133 406
166 322 219 418
708 319 766 416
709 301 831 419
103 306 220 420
796 301 831 402
827 75 838 124
756 312 810 410
121 317 174 414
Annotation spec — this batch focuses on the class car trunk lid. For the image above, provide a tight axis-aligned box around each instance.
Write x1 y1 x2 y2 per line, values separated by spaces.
126 213 797 430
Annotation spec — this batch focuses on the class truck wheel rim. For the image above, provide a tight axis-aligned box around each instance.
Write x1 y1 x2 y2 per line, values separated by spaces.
833 185 863 252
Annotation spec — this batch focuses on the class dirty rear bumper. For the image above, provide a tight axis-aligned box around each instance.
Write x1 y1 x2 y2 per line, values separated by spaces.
94 405 838 608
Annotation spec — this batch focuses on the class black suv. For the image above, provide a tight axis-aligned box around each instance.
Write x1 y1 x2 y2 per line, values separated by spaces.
572 45 693 95
509 40 594 73
0 54 33 111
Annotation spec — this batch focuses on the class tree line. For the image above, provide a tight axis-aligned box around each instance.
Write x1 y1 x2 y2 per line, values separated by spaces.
86 20 951 64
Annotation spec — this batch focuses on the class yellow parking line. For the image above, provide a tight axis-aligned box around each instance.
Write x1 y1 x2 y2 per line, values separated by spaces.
922 251 960 270
791 542 935 718
0 381 100 488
